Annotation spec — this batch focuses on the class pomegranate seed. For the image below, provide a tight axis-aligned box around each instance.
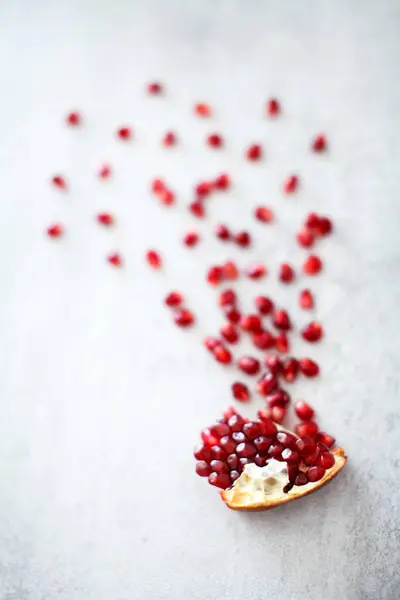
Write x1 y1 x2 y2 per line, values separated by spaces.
303 447 321 465
255 296 274 315
266 390 290 408
163 131 177 146
282 449 300 464
195 182 212 198
201 428 219 447
302 322 323 343
210 459 229 474
252 330 275 350
268 443 284 459
196 461 211 477
97 164 112 179
151 178 165 193
254 436 273 454
265 354 282 374
146 250 162 269
295 421 318 438
214 173 230 190
159 188 175 206
315 217 333 237
189 201 205 218
276 431 296 448
246 144 262 161
214 345 232 365
51 175 67 190
231 382 250 402
174 309 195 328
243 421 263 440
299 358 320 377
97 212 114 226
234 231 251 247
66 111 81 126
183 231 199 247
305 212 320 229
275 332 289 353
303 255 323 275
256 373 278 396
307 466 326 482
218 289 236 306
296 437 317 456
312 134 327 152
207 265 223 286
282 358 299 383
220 323 239 344
237 442 257 459
255 206 274 223
117 126 132 140
47 223 64 238
147 82 163 94
225 308 241 324
272 406 287 423
266 98 280 117
220 436 237 455
107 252 123 267
316 432 335 448
165 291 183 307
254 454 268 467
204 336 220 352
246 263 266 279
230 470 240 482
317 452 335 469
257 415 277 436
283 175 298 193
222 261 239 280
208 472 231 489
207 133 223 148
273 309 291 330
227 454 239 470
299 289 314 310
222 406 237 421
194 444 211 461
231 428 246 442
215 224 231 241
297 227 315 248
195 103 212 117
295 401 315 421
240 314 262 333
211 446 227 461
279 263 295 283
295 472 308 486
237 356 260 376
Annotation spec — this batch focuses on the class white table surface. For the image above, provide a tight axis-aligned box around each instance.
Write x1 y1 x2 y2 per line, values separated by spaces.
1 1 399 599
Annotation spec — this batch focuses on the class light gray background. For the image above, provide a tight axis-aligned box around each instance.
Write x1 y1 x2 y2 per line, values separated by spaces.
0 1 399 599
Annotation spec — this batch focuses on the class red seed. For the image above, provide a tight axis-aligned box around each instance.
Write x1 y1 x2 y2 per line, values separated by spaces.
146 250 162 269
234 231 251 247
214 345 232 365
273 309 291 330
207 265 223 286
107 252 123 267
163 131 177 146
243 421 264 440
165 291 183 307
220 323 239 344
316 432 336 448
256 373 278 396
283 175 298 193
295 401 315 421
279 263 295 283
231 382 251 402
196 461 211 477
222 261 239 280
299 289 314 310
275 332 289 353
207 133 223 148
46 223 64 238
282 358 299 383
66 111 81 126
210 460 229 474
297 227 315 248
237 356 260 376
266 98 280 117
252 330 275 350
281 448 300 464
225 308 241 324
51 175 67 190
147 82 163 95
254 436 273 454
307 466 326 482
97 213 114 226
195 103 212 117
268 443 284 459
237 442 257 459
246 263 266 280
255 296 274 315
266 390 290 408
272 406 287 423
208 472 231 489
299 358 320 377
194 444 212 461
189 201 205 218
295 437 317 456
220 437 236 454
151 178 165 193
117 126 132 140
98 164 112 179
195 181 212 198
303 255 323 275
174 309 195 328
317 452 335 469
257 413 277 434
246 144 262 161
183 231 199 247
295 472 308 486
228 414 245 432
295 421 318 438
305 212 320 230
240 314 262 333
312 134 327 153
265 354 282 374
201 428 219 447
218 289 236 307
214 173 230 190
255 206 274 223
315 217 333 237
215 224 231 241
204 336 220 352
302 322 323 343
159 188 175 206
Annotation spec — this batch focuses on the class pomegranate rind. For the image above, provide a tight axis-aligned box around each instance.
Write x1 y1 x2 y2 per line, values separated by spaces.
220 448 346 511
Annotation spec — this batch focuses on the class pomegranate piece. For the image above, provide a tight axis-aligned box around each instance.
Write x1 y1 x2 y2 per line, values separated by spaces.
207 133 223 148
275 332 289 353
312 134 327 152
165 291 183 307
255 206 274 223
265 354 282 375
255 295 274 315
302 322 323 343
218 289 237 306
189 201 205 218
231 382 251 402
246 144 262 161
234 231 251 247
307 466 326 482
209 472 231 489
183 231 199 247
196 461 211 477
240 314 262 333
147 82 163 94
66 111 81 126
295 401 315 421
220 323 239 344
174 309 195 328
266 98 280 117
107 252 123 267
283 175 298 193
146 250 162 269
303 255 323 275
295 421 318 438
163 131 177 146
279 263 295 283
299 289 314 310
252 330 275 350
195 103 212 117
46 223 64 238
215 224 231 241
207 266 224 286
222 261 239 280
51 175 67 190
256 373 278 396
214 345 233 365
246 263 267 280
282 358 299 383
117 126 132 140
97 212 114 226
299 358 320 377
316 432 336 448
237 356 260 376
214 173 230 190
273 308 292 330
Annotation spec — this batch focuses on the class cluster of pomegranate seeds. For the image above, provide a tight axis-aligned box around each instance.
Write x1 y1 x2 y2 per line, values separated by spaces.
47 223 64 238
151 178 175 206
164 291 195 328
117 126 132 140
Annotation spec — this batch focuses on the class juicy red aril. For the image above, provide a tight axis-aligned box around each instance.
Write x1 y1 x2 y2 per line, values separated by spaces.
255 206 274 223
98 164 112 179
210 446 227 460
174 309 195 327
227 454 238 470
47 224 64 238
246 263 266 279
232 432 246 444
151 178 165 193
117 126 132 140
236 442 257 459
214 345 232 364
297 227 315 248
210 460 228 474
256 373 277 396
257 415 277 436
275 332 289 353
287 465 300 484
189 200 205 218
222 261 239 280
273 309 291 330
266 390 290 408
265 354 282 374
296 436 317 456
295 401 315 421
305 212 320 229
223 406 237 420
195 181 212 198
215 224 231 241
163 131 177 146
165 292 183 307
315 217 333 237
283 175 298 193
107 253 123 267
230 470 240 482
299 289 314 310
317 452 335 469
194 444 211 461
316 432 335 448
303 255 323 275
231 382 250 402
276 431 297 448
299 358 320 377
146 250 162 269
159 189 175 206
312 134 327 152
254 436 273 454
52 175 67 189
225 308 241 324
183 231 199 247
196 461 211 477
282 358 299 383
254 454 267 467
266 98 280 116
208 472 231 489
220 323 239 344
97 212 114 226
302 322 323 343
207 133 223 148
272 406 287 423
66 111 81 126
281 449 300 464
237 356 260 376
295 421 318 438
243 421 263 440
252 330 275 350
207 265 223 286
147 82 163 94
295 472 308 486
210 421 230 438
240 314 262 333
214 173 230 190
268 444 284 459
204 336 220 352
307 466 326 482
246 144 262 161
234 231 251 247
201 428 219 447
218 289 236 306
195 103 211 117
255 296 274 315
279 263 295 283
303 448 321 465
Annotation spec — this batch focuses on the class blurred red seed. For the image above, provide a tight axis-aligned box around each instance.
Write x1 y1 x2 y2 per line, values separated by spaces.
165 292 183 307
297 227 315 248
246 263 266 280
47 223 64 238
246 144 262 161
195 181 212 198
218 289 237 306
214 345 233 364
234 231 251 247
146 250 162 269
214 173 230 190
207 133 223 148
151 178 165 193
316 432 335 448
312 134 327 152
266 98 280 117
225 308 241 324
98 164 112 179
303 255 323 275
215 224 231 241
295 421 319 438
295 401 315 421
283 175 298 193
232 382 251 402
299 358 320 377
66 111 81 126
183 231 199 247
222 261 239 280
147 82 163 94
174 309 195 327
279 263 295 283
195 103 212 117
107 252 123 267
275 332 289 353
255 296 274 315
220 323 239 344
207 266 224 286
204 336 220 352
97 213 114 226
282 357 299 383
252 330 275 350
52 175 67 190
265 354 282 374
189 201 205 218
273 309 291 330
255 206 274 223
117 126 132 140
240 314 262 333
302 322 323 343
237 356 261 376
299 289 314 310
158 188 175 206
163 131 177 146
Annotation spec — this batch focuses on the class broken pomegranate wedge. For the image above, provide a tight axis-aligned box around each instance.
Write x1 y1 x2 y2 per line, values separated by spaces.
194 409 346 511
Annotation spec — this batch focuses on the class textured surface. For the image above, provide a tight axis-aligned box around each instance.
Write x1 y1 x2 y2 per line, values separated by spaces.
0 1 400 599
